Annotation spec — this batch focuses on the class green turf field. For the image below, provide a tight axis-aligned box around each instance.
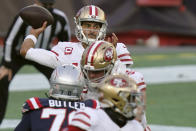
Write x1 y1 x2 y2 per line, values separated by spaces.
147 82 196 127
132 52 196 67
1 48 196 130
5 82 196 128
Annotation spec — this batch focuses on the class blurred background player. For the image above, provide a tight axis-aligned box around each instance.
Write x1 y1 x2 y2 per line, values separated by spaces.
0 0 71 125
14 65 99 131
67 74 144 131
20 5 133 69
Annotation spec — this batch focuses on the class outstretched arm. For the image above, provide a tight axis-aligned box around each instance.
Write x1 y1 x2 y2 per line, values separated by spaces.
20 21 47 57
20 21 60 69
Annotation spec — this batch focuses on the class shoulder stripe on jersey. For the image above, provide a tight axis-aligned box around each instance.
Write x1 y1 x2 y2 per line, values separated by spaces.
29 97 39 109
26 97 42 110
26 99 34 110
120 59 133 62
137 82 145 87
75 112 90 119
51 50 59 56
118 53 130 58
34 97 43 108
72 118 91 127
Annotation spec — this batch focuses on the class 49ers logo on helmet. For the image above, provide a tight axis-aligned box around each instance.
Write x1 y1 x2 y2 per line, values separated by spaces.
104 47 113 61
110 78 128 87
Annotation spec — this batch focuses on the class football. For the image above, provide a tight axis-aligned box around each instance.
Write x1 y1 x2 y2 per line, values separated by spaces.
18 5 54 29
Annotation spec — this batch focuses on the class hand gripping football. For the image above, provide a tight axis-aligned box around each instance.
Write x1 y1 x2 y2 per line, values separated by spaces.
19 5 54 29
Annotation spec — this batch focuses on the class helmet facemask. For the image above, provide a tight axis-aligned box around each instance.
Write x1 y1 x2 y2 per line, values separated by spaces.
49 83 83 101
119 91 143 118
98 74 144 119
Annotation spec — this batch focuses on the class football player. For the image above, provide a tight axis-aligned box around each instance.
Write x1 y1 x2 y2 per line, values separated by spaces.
20 5 133 69
67 74 144 131
79 40 150 130
14 65 99 131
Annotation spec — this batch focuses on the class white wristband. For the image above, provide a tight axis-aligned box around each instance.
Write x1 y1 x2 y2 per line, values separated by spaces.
25 35 37 45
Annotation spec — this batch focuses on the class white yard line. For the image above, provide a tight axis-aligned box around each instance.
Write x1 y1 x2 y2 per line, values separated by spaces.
136 65 196 84
9 73 50 91
9 65 196 91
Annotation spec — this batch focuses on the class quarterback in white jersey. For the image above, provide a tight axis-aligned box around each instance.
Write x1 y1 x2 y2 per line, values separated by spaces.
22 41 132 69
20 5 133 69
67 74 144 131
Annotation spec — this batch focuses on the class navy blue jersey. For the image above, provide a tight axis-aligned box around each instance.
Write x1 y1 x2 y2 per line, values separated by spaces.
14 97 98 131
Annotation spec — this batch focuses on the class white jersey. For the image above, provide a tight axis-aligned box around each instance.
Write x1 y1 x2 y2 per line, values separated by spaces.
126 68 146 91
25 42 133 69
111 61 146 91
69 107 143 131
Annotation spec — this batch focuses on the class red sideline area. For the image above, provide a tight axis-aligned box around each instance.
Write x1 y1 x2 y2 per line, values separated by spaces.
1 31 196 47
136 0 182 7
115 30 196 46
72 30 196 46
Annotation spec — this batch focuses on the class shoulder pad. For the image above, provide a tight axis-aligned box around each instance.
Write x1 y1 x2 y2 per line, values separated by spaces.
22 97 48 113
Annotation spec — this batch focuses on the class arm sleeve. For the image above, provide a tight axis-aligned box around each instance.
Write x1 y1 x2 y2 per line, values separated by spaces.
135 72 146 91
69 108 95 131
1 16 25 68
25 48 60 69
116 43 133 66
14 113 31 131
